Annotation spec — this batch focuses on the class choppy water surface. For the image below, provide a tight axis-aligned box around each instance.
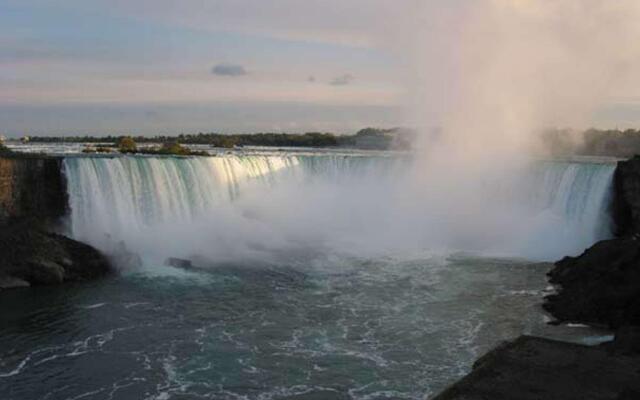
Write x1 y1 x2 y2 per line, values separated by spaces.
0 255 609 400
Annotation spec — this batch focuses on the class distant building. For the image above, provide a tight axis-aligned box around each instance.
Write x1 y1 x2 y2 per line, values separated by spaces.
21 136 30 143
0 135 6 144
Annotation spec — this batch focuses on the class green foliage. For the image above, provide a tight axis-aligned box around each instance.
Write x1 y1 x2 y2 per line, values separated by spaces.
26 127 412 151
117 136 137 153
135 142 208 156
356 127 395 137
0 143 13 155
219 137 236 148
540 127 640 158
160 142 189 155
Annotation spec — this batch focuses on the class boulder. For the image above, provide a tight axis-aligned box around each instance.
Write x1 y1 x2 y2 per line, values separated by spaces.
0 222 112 287
165 257 193 270
613 326 640 355
25 259 65 284
543 237 640 328
0 276 30 289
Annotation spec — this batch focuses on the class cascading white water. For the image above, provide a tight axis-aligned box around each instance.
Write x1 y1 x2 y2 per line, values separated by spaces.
63 154 615 263
523 161 615 239
500 160 615 259
64 156 297 242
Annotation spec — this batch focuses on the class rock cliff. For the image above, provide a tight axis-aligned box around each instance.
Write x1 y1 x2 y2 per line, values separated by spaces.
544 237 640 328
612 156 640 235
0 155 67 224
0 155 112 288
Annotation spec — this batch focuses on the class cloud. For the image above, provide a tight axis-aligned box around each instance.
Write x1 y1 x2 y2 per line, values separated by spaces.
211 63 247 76
330 74 354 86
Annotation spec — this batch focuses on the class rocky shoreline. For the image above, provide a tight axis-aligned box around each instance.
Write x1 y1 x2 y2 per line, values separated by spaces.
0 154 112 290
0 221 111 288
431 156 640 399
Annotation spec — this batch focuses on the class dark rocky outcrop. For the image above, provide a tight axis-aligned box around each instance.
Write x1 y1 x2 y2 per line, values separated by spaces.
0 156 67 224
612 155 640 236
611 325 640 355
0 154 112 288
165 257 193 270
0 222 111 287
430 336 640 400
543 237 640 329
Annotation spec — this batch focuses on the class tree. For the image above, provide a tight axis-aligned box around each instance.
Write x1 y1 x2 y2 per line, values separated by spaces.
0 143 13 155
218 137 236 148
160 142 189 155
117 136 137 153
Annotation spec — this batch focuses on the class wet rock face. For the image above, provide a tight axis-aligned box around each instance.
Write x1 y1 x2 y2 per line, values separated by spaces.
613 156 640 236
0 222 112 287
0 156 67 224
0 155 112 288
544 237 640 329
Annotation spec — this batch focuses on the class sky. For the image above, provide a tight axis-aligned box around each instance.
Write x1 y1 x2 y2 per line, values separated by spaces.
0 0 410 136
2 0 640 137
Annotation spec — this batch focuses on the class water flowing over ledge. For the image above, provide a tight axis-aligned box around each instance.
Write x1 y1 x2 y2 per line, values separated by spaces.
63 154 615 262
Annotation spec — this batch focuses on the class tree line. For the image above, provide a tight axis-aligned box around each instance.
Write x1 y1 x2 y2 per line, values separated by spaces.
540 128 640 158
26 128 410 150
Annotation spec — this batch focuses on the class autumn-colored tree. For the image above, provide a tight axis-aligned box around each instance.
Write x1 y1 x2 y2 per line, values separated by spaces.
117 136 137 153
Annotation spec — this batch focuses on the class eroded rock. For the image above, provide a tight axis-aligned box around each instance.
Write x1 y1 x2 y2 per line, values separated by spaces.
0 222 112 287
543 237 640 328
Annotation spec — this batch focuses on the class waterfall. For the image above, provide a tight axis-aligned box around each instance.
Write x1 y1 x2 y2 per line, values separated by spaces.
504 161 615 258
62 155 615 262
525 161 614 239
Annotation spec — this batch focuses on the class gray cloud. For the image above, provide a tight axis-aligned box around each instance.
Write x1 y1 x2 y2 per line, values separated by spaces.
211 63 247 76
330 74 354 86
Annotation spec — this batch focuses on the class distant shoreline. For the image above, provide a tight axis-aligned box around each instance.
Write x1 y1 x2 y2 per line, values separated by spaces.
8 128 415 152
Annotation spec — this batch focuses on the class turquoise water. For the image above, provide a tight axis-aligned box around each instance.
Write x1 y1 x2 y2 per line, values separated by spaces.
0 253 610 400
